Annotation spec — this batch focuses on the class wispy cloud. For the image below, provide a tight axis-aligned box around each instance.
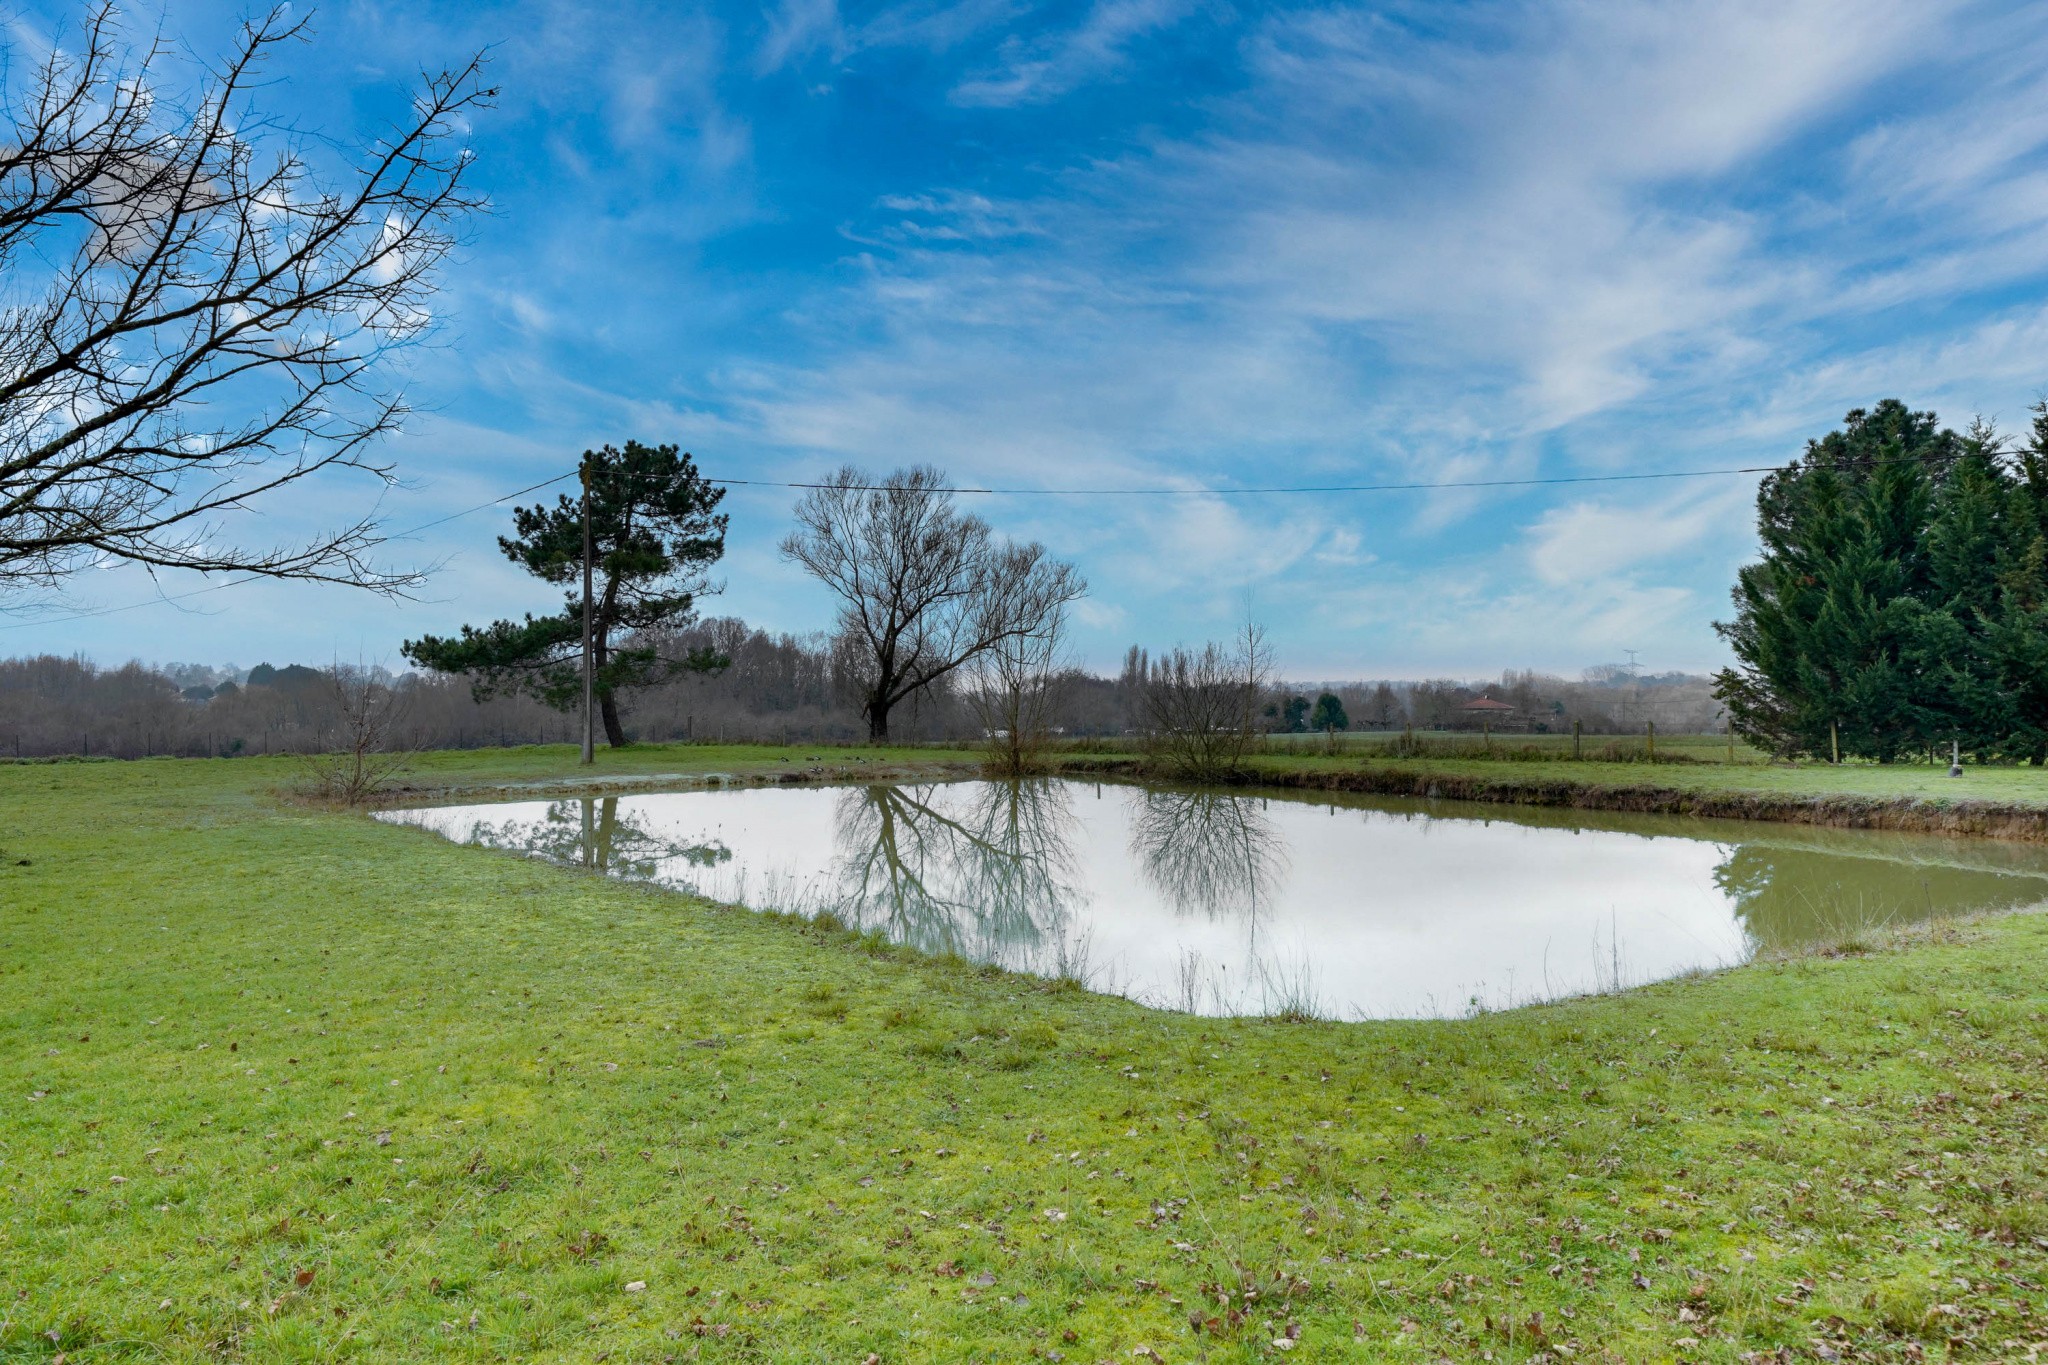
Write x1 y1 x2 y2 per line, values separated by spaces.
757 0 845 72
1525 485 1753 588
951 0 1198 106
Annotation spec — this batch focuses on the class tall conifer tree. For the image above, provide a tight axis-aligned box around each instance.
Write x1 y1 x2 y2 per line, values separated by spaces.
1983 402 2048 762
1717 401 1959 760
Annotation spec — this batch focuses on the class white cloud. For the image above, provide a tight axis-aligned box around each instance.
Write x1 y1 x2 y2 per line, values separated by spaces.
1524 484 1752 588
867 190 1045 243
951 0 1197 106
757 0 845 72
858 0 1026 52
1313 527 1373 567
1192 0 1952 429
736 0 2001 522
1072 598 1128 630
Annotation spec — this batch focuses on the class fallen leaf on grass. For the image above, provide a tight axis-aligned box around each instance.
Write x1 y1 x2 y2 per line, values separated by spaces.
295 1269 315 1288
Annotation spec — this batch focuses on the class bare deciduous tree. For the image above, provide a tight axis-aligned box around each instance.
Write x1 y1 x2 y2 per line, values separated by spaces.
968 581 1074 776
1142 618 1272 780
780 465 1085 741
0 5 489 596
295 664 411 805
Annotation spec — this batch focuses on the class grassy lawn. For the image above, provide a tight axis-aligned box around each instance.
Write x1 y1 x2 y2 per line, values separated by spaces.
1235 746 2048 809
3 747 2046 1362
387 742 985 793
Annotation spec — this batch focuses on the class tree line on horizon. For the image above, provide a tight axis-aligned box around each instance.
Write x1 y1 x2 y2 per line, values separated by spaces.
1717 398 2048 763
0 645 1722 762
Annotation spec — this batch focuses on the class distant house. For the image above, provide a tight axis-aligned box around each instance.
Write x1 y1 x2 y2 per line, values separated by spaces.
1461 696 1517 730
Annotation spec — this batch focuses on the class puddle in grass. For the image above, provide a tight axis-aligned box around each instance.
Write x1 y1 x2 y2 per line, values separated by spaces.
378 778 2048 1018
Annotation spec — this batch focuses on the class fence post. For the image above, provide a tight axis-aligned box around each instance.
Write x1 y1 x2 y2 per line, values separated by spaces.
1727 719 1735 764
1831 721 1840 765
1646 720 1655 763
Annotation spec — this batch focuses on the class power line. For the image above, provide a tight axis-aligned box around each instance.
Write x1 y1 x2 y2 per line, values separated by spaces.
705 448 1958 496
717 470 1702 495
0 447 1958 631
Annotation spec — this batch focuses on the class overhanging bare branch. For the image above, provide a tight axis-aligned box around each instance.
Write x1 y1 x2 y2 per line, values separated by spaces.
0 3 492 595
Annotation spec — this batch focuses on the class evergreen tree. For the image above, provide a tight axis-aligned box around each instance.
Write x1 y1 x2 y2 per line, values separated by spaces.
1716 401 1960 760
403 442 728 748
1912 421 2013 757
1984 401 2048 763
1308 692 1348 733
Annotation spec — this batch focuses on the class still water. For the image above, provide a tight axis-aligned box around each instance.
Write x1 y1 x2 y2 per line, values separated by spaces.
379 779 2048 1018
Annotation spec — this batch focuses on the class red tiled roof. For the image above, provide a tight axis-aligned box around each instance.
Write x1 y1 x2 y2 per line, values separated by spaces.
1462 697 1516 711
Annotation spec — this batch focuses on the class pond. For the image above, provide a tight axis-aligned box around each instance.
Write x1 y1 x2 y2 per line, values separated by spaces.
378 778 2048 1019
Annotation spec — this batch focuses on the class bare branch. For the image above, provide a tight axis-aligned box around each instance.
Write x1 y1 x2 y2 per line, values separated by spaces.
0 4 491 596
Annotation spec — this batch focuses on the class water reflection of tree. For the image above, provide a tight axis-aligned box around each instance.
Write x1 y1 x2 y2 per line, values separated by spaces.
1713 843 2046 953
464 797 732 883
1129 788 1287 923
829 780 1081 963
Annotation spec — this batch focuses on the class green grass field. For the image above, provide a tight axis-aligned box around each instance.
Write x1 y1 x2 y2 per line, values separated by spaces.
3 746 2046 1362
1239 737 2048 809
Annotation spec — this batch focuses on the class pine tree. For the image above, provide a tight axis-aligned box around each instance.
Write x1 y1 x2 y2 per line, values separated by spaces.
1308 692 1348 733
403 442 728 747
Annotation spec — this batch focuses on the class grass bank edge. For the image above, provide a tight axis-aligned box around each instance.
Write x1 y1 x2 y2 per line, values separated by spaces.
245 735 2048 838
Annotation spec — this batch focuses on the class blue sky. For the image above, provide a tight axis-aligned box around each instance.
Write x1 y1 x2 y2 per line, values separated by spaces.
11 0 2048 679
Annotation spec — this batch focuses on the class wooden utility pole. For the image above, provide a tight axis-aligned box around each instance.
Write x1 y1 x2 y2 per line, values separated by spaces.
580 460 595 766
1646 720 1656 763
1830 721 1840 765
